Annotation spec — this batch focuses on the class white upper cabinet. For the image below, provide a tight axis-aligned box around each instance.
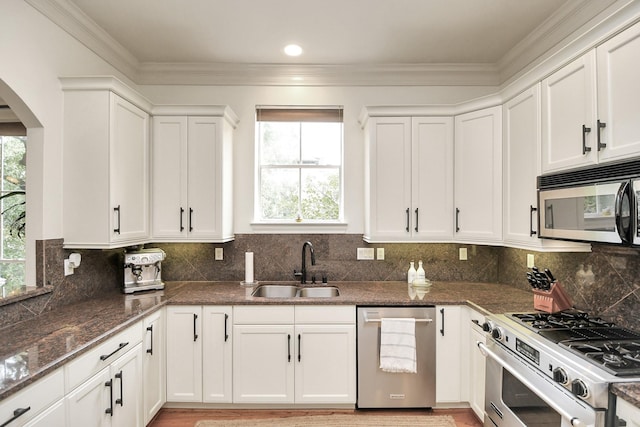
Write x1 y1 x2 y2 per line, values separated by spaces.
454 106 503 243
361 110 454 242
596 21 640 162
542 21 640 173
62 78 150 249
152 108 238 242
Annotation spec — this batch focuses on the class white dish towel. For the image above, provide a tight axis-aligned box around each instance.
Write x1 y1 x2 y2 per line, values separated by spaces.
379 318 417 373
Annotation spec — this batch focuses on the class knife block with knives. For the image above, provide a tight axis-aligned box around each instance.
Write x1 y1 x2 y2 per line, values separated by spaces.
527 267 573 313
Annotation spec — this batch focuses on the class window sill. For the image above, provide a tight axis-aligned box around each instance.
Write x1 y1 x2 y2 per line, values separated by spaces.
250 221 348 234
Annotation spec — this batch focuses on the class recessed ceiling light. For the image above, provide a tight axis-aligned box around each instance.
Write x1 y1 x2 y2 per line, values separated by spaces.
284 44 303 57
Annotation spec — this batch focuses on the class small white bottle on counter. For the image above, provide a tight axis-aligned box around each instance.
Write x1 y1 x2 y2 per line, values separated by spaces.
417 260 425 281
407 261 417 300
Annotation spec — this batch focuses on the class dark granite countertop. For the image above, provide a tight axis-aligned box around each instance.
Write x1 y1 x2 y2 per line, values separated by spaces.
611 383 640 408
1 280 639 410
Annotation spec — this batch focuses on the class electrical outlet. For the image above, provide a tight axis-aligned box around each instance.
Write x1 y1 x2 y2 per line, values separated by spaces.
377 247 385 260
527 253 535 268
215 247 224 260
459 247 468 261
357 248 375 260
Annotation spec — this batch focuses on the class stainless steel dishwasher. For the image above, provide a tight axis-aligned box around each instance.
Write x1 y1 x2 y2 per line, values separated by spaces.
357 306 436 408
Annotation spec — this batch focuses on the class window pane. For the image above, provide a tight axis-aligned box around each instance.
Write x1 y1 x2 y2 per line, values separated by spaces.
0 262 25 297
301 123 342 165
260 122 300 165
301 168 340 220
261 169 299 219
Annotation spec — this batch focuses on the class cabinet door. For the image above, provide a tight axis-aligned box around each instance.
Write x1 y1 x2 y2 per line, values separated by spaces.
436 306 463 404
617 397 640 427
143 310 165 424
202 306 233 403
454 106 502 242
294 324 356 404
468 310 486 421
503 85 541 246
597 22 640 162
111 343 144 427
365 117 412 241
23 400 65 427
166 306 203 402
109 93 150 244
66 368 112 427
541 52 597 172
151 116 188 239
187 117 221 239
412 117 454 240
233 324 295 403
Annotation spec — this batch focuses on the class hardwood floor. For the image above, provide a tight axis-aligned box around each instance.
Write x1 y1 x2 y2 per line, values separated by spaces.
149 408 483 427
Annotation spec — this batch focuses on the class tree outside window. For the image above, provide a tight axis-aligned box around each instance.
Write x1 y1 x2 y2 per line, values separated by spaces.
256 107 343 222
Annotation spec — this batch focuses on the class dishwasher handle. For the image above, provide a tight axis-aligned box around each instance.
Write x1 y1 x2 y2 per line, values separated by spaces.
362 311 433 324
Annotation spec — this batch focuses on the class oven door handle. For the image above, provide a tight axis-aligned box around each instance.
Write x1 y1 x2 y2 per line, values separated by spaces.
477 341 592 427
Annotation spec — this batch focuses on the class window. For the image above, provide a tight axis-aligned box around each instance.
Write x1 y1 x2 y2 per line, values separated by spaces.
256 107 343 222
0 132 26 297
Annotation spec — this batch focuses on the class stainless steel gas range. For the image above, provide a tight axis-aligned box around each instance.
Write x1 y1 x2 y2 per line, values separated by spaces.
478 310 640 427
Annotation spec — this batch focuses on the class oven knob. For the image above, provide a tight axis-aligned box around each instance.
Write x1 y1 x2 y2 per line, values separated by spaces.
491 327 504 341
552 367 569 385
571 379 589 398
482 322 492 332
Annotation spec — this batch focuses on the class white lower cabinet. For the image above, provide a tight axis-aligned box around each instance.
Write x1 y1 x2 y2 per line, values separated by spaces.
143 309 165 424
435 305 465 405
66 342 144 427
23 399 66 427
233 305 356 405
467 308 486 420
165 305 233 403
617 397 640 427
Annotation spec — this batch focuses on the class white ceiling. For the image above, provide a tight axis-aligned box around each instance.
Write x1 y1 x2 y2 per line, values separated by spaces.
29 0 617 85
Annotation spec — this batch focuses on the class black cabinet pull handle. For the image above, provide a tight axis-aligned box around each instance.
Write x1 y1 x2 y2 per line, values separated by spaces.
455 208 460 232
287 334 291 362
529 205 538 237
440 308 445 336
224 313 229 342
405 208 410 232
597 120 607 151
180 207 185 232
414 208 419 232
0 406 31 427
146 325 153 355
105 379 113 415
100 342 129 361
582 124 592 155
113 205 121 234
115 371 124 406
193 313 198 341
298 334 301 362
189 208 194 232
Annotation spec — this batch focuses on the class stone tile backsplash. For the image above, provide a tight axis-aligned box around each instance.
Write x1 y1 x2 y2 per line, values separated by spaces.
2 235 639 331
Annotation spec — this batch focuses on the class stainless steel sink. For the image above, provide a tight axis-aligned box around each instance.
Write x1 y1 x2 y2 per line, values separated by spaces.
250 284 340 298
298 286 340 298
251 284 298 298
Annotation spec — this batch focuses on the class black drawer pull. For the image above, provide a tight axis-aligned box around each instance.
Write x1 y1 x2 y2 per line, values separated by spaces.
105 379 113 416
179 207 185 232
115 370 124 406
146 325 153 355
529 205 537 237
0 406 31 427
440 308 445 336
597 120 607 151
113 205 121 234
193 313 198 341
298 334 301 362
224 313 229 342
405 208 410 232
582 124 592 155
100 342 129 361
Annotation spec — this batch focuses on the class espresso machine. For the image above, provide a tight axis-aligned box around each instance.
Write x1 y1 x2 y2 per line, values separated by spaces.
123 248 166 294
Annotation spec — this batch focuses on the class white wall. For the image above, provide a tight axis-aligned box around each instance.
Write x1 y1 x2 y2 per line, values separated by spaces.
141 85 497 233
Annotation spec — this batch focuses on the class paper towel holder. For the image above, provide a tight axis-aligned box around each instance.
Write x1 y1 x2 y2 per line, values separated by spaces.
64 253 82 276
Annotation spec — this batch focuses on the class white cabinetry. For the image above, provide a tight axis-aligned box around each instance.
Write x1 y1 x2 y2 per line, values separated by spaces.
61 77 150 249
361 110 454 242
166 305 233 403
617 397 640 427
542 21 640 173
151 108 238 242
467 308 486 420
435 305 464 405
233 305 356 405
143 309 165 424
454 106 503 243
0 369 64 427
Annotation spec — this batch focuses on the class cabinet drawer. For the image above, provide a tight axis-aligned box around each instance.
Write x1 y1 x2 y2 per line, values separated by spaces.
65 321 143 392
233 306 294 324
295 306 355 324
0 368 64 426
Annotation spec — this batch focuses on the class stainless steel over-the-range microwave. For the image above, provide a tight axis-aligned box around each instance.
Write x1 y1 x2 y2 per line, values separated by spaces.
538 159 640 245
